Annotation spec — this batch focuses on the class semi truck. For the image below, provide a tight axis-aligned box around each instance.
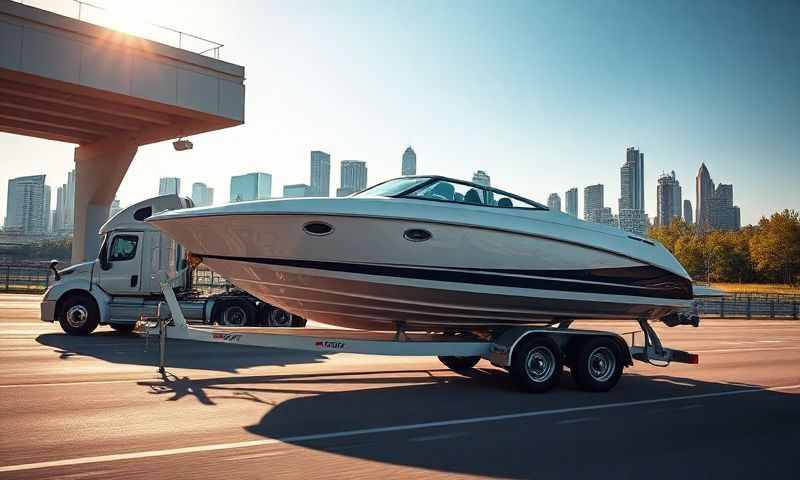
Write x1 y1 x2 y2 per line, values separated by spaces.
40 195 305 335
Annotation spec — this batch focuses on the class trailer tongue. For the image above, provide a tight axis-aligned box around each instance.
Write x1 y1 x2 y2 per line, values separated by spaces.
149 274 700 394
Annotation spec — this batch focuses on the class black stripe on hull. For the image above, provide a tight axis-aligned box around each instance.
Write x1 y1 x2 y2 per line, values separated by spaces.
199 254 693 300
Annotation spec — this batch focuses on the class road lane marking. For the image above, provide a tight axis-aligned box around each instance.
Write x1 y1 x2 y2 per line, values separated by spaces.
693 346 800 354
224 451 288 461
408 432 469 442
1 383 799 473
556 417 596 425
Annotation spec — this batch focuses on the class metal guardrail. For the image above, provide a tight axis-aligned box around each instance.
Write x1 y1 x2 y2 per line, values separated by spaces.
0 264 230 294
1 264 51 292
14 0 224 58
696 294 799 319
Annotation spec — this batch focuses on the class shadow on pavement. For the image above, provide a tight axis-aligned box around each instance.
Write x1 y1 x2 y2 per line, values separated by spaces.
140 367 800 478
35 331 327 373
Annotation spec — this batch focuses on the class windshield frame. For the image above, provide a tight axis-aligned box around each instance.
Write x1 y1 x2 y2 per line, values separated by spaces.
356 176 549 210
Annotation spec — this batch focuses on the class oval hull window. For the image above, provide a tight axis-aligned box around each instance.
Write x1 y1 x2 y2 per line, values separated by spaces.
303 221 334 236
404 228 432 242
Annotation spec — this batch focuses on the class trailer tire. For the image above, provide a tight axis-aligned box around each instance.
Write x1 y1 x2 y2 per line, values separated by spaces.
570 337 624 392
438 355 481 371
213 299 255 327
58 294 99 336
509 335 562 393
109 323 136 334
267 308 301 327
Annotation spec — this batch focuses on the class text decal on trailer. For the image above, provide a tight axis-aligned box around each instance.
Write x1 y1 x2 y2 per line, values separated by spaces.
213 332 242 342
315 340 345 350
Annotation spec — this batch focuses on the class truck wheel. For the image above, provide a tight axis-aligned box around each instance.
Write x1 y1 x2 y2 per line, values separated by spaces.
509 335 562 393
267 308 295 327
58 294 100 336
214 299 255 327
109 323 136 334
570 337 624 392
438 355 481 371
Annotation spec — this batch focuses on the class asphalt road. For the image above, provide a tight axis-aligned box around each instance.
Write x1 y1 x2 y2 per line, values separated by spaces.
0 293 798 479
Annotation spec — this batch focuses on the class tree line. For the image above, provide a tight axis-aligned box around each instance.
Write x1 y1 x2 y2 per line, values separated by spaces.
648 209 800 284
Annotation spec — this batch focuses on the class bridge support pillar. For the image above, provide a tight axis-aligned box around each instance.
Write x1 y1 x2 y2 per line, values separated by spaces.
72 138 139 264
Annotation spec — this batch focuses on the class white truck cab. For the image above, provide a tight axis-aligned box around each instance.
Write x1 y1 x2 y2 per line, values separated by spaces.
41 195 303 335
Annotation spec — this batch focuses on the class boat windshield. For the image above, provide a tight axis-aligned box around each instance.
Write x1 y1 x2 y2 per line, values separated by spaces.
404 178 547 210
355 176 547 210
354 177 431 197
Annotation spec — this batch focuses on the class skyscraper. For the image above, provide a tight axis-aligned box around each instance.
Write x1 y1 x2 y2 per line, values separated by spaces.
4 175 49 234
471 170 494 204
283 184 310 198
619 209 646 236
109 199 122 218
565 188 578 217
656 171 682 227
472 170 490 186
159 177 181 196
711 183 740 231
230 173 271 202
53 169 75 236
683 199 693 224
695 163 715 231
191 182 214 207
583 184 603 222
402 147 417 176
695 163 740 231
592 207 617 227
310 150 331 197
337 161 368 197
619 147 644 211
547 193 561 212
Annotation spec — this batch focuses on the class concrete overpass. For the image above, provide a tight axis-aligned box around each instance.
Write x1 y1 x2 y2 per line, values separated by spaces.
0 0 245 263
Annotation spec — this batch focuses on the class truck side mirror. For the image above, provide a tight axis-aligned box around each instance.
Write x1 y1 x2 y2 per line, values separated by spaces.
100 255 112 271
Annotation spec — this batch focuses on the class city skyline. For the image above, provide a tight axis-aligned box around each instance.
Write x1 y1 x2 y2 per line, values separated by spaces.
1 0 797 226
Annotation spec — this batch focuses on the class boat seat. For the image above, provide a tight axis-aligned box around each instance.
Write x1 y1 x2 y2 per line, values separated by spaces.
464 188 483 204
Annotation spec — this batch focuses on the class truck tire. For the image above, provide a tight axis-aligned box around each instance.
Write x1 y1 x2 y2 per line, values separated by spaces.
214 299 255 327
109 323 136 334
438 355 481 371
509 335 562 393
267 308 306 327
570 337 624 392
58 294 100 336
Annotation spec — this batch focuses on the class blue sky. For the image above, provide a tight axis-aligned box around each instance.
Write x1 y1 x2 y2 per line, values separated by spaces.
1 0 798 225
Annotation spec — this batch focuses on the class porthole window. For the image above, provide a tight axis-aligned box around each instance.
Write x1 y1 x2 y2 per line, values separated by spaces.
404 228 432 242
303 221 334 236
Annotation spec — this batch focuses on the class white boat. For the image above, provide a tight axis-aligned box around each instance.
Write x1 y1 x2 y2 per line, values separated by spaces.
146 176 694 332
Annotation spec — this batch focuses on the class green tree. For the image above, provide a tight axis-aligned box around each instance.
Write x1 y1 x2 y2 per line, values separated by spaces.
749 210 800 283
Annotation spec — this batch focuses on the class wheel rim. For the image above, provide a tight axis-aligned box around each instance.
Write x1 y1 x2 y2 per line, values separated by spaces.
222 306 247 326
587 346 616 382
524 346 556 383
268 309 293 327
65 305 88 328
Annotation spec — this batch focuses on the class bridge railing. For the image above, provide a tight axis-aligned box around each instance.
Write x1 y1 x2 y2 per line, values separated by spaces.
14 0 224 58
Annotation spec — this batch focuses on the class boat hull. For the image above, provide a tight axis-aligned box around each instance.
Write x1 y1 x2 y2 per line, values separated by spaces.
150 212 692 331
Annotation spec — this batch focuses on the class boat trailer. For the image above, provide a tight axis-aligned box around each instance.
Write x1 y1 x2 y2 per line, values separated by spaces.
146 275 699 393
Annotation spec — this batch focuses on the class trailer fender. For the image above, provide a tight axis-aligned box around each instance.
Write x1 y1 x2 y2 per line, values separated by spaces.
488 327 632 368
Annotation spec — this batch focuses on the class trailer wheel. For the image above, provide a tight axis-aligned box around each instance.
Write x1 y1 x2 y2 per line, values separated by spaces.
438 355 481 371
214 300 255 327
109 323 136 334
509 336 562 393
570 337 624 392
58 294 99 336
267 308 295 327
